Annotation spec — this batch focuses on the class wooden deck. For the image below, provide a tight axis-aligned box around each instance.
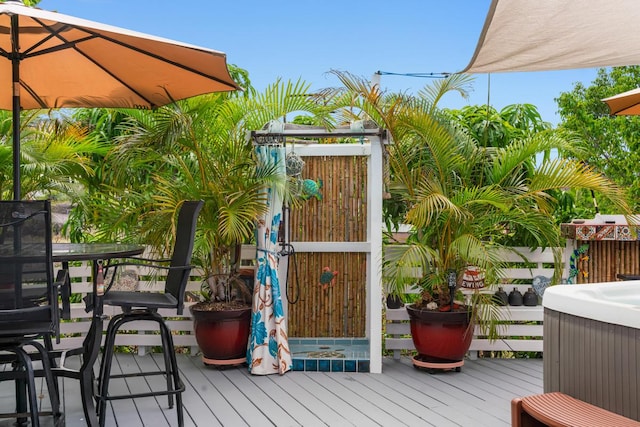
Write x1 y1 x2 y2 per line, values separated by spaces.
0 354 542 426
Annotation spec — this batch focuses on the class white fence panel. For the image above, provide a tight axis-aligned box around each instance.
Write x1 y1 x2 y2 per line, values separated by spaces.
384 247 564 359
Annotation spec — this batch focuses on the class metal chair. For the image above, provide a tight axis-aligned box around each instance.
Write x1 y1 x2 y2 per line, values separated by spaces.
95 200 203 427
0 200 67 427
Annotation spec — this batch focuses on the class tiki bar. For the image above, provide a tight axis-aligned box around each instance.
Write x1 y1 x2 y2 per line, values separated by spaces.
561 214 640 283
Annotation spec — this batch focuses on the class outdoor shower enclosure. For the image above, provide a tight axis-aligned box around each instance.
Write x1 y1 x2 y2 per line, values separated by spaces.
251 124 387 373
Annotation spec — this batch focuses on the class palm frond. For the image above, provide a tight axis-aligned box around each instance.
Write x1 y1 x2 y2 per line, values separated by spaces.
417 73 474 114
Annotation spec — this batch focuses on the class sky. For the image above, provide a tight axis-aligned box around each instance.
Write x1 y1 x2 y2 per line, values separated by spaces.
39 0 602 126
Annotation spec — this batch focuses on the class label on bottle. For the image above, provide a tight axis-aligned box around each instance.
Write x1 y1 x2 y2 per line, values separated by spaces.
96 261 105 296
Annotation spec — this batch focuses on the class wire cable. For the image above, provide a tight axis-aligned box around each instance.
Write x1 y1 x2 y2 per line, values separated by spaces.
375 71 451 78
279 242 299 304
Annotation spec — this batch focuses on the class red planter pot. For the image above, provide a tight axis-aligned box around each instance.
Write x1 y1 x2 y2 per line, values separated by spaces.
190 305 251 363
406 304 473 362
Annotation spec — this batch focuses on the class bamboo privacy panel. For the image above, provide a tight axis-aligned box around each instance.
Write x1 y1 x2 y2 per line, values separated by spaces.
286 252 367 337
577 240 640 283
286 154 368 337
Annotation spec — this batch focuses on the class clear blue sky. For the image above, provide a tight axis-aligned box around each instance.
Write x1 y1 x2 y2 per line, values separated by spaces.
40 0 601 126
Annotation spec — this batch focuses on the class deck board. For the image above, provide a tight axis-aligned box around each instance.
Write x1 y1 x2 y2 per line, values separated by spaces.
280 372 370 426
230 370 327 427
0 354 543 426
182 360 248 426
108 354 151 427
338 371 445 426
313 372 420 426
253 370 346 426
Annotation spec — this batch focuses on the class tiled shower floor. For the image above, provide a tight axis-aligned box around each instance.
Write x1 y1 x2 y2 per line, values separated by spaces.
289 338 370 372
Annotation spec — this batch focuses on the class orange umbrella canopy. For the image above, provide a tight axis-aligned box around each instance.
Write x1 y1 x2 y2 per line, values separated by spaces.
0 0 238 198
0 1 238 109
602 88 640 116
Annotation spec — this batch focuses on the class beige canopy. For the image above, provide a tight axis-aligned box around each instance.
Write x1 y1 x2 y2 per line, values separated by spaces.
462 0 640 73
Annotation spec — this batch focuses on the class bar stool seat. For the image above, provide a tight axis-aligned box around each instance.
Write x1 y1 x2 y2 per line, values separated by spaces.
93 200 203 427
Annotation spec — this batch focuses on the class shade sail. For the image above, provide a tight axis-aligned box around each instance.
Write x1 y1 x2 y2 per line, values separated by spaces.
462 0 640 74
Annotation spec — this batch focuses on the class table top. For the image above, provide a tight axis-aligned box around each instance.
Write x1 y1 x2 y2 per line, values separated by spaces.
52 242 144 262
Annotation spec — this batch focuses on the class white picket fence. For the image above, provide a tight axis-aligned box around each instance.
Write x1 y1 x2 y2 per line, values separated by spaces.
384 247 566 359
56 273 200 355
53 245 258 355
55 245 565 359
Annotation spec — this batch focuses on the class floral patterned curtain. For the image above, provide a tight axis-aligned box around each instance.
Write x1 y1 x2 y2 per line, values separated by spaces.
247 145 292 375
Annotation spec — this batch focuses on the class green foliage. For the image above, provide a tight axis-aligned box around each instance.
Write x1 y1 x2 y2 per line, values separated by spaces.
227 64 256 98
67 78 333 292
331 71 629 341
5 0 40 5
0 109 108 202
447 103 551 148
557 66 640 212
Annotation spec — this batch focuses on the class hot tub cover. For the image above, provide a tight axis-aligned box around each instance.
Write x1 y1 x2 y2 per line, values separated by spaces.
543 282 640 329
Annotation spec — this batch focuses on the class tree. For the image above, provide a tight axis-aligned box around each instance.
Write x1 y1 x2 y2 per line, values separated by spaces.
556 66 640 212
0 109 107 201
447 103 551 148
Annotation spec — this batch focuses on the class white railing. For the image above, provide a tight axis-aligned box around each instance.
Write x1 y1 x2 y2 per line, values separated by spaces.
55 275 202 355
54 245 258 354
55 245 564 359
384 247 565 359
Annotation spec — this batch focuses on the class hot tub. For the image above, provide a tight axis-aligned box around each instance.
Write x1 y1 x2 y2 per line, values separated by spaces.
543 281 640 420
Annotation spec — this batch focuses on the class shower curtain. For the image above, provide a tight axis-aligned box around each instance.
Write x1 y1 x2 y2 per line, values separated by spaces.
247 145 292 375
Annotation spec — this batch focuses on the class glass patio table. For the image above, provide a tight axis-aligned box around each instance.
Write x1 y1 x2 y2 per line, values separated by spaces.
53 242 144 264
52 242 144 427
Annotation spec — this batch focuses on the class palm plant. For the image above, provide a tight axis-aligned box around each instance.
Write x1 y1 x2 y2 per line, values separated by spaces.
330 71 630 338
0 109 107 201
70 78 333 305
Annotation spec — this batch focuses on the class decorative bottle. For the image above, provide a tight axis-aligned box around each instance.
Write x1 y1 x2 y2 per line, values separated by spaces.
96 261 105 296
493 287 509 306
523 287 538 306
508 287 523 306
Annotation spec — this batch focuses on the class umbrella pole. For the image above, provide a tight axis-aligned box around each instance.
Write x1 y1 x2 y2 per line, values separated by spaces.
11 13 20 200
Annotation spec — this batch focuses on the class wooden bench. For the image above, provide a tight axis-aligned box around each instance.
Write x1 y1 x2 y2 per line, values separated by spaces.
511 392 640 427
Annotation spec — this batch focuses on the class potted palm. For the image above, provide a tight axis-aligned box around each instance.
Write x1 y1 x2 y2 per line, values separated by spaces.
68 92 262 363
185 81 331 366
330 71 630 369
395 93 629 368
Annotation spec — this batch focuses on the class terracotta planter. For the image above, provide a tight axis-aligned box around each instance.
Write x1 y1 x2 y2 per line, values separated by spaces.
406 303 473 362
190 304 251 363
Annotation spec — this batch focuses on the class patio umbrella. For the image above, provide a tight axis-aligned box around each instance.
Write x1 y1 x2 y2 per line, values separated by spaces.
0 0 238 199
602 88 640 116
247 144 292 375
